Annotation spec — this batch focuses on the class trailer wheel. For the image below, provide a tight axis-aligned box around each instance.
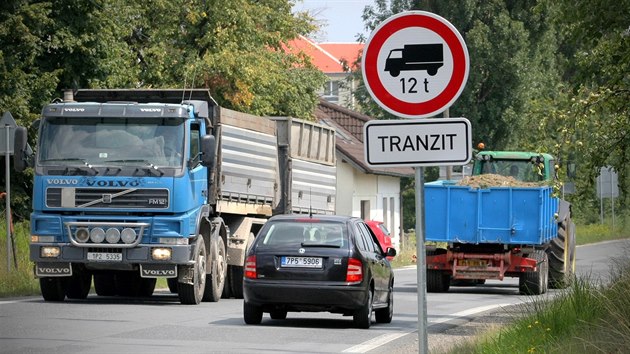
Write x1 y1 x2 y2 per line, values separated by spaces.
202 236 226 302
178 236 207 305
519 250 548 295
94 274 117 296
65 267 92 299
40 277 66 302
547 218 575 289
426 250 450 292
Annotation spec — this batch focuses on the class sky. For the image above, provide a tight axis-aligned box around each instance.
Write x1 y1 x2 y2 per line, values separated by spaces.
293 0 375 43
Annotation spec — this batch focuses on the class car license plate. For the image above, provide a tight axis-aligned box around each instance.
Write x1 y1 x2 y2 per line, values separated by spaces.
87 252 122 262
281 256 322 268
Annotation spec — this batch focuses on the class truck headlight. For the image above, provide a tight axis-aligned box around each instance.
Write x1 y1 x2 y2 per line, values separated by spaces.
105 228 121 244
121 228 137 244
75 228 89 243
152 248 172 261
90 227 106 243
41 246 61 258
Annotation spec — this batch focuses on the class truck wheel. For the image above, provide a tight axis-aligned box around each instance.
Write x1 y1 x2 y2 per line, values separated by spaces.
167 278 178 294
94 274 117 296
519 250 548 295
178 236 207 305
547 218 574 289
115 272 142 297
243 301 263 325
138 278 156 297
203 236 227 302
65 268 92 299
40 277 66 302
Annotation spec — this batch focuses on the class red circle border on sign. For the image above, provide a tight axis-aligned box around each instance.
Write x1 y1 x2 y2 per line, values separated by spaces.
363 12 468 117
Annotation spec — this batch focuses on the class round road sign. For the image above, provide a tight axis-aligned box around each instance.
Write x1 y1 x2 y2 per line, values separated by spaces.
362 11 469 118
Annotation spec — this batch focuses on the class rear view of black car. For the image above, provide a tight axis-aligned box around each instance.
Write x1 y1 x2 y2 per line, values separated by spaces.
243 214 396 329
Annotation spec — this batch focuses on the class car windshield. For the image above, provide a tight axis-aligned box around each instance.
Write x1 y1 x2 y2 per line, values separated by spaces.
38 116 185 168
477 159 544 182
258 220 347 248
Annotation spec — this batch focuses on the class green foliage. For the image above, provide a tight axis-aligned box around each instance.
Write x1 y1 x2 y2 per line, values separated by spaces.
0 219 39 297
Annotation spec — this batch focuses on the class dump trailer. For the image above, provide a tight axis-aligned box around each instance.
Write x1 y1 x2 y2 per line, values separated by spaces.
424 151 576 295
13 89 336 304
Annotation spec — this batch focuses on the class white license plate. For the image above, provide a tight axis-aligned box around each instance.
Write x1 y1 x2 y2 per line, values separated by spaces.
87 252 122 262
281 256 322 268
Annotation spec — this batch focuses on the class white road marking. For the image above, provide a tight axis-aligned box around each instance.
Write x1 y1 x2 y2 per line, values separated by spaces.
342 303 513 353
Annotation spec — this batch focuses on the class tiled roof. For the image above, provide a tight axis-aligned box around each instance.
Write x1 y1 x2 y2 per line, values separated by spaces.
318 43 364 70
316 99 414 178
285 37 364 74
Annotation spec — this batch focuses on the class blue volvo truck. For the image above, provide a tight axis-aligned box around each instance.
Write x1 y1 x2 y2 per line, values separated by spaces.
13 89 336 304
424 151 576 295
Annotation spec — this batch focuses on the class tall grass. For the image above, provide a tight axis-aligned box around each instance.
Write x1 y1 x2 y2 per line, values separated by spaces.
447 250 630 353
577 215 630 245
0 218 39 297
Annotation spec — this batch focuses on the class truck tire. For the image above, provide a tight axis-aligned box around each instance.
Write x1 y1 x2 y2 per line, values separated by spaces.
138 278 156 297
203 236 227 302
40 277 66 302
167 278 178 294
547 218 575 289
178 236 207 305
94 274 117 296
426 250 450 292
519 250 548 295
115 272 142 297
65 267 92 299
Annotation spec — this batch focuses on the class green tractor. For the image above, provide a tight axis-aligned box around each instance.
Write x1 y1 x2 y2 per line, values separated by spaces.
472 150 576 289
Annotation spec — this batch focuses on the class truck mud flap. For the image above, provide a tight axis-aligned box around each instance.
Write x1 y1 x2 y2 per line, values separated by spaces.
35 262 72 277
140 264 178 278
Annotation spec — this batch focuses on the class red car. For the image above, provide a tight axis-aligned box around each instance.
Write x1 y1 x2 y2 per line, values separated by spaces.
365 220 395 260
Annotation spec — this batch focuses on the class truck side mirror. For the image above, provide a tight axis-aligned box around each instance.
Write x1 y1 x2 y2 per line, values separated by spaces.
13 126 30 172
200 135 216 168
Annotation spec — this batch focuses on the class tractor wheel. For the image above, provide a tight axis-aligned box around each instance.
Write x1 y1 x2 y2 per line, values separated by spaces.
519 250 548 295
547 218 575 289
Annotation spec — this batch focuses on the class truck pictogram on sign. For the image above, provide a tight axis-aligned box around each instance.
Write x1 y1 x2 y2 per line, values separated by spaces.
385 43 444 77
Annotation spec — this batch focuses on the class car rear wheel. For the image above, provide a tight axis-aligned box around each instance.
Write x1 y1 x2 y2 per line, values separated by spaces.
353 289 373 329
375 284 393 324
243 301 263 324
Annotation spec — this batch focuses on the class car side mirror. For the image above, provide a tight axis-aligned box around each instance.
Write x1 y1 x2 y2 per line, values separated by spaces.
386 247 397 258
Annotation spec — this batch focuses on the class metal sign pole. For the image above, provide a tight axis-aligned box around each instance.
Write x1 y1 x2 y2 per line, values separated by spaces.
415 166 428 353
5 125 11 271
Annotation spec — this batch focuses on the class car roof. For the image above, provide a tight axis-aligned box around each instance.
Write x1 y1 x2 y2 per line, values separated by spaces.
267 214 359 223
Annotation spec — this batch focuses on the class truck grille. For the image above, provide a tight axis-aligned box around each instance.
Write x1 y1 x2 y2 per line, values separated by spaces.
46 188 169 209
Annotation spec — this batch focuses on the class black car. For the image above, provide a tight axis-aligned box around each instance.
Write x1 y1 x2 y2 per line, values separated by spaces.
243 214 396 329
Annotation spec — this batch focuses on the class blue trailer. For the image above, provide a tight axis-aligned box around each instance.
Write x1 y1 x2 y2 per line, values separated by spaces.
423 151 576 295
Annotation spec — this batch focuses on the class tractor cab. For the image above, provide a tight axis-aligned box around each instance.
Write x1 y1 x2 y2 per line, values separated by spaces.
472 151 556 182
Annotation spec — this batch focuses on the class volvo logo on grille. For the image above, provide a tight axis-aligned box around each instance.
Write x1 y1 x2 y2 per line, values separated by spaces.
102 194 112 203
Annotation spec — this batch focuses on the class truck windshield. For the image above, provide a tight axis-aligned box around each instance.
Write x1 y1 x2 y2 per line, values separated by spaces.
38 117 185 168
477 159 544 182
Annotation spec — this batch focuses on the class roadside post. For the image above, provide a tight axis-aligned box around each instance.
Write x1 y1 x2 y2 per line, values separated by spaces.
0 112 18 271
361 11 470 353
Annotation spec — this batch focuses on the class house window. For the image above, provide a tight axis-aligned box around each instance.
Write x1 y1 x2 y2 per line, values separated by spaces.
361 200 370 220
323 80 339 103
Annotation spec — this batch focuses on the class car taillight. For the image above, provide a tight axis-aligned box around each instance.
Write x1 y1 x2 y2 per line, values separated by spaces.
346 258 363 283
245 255 257 279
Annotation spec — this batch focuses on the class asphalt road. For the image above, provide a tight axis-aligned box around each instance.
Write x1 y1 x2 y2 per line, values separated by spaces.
1 239 628 354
